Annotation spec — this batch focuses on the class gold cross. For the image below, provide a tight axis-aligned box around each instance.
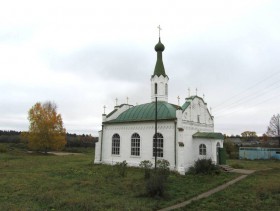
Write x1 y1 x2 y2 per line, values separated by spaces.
115 98 118 106
177 96 180 105
103 105 106 114
126 97 129 104
188 88 190 97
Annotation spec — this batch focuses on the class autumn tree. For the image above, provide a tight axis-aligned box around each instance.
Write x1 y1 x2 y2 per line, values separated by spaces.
241 131 257 137
27 101 66 153
266 114 280 147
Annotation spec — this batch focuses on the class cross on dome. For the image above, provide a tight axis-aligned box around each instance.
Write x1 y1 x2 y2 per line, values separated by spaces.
177 96 180 105
157 25 162 38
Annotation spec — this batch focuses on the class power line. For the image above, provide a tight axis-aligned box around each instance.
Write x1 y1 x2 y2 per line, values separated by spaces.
213 70 280 109
215 92 280 119
214 79 280 115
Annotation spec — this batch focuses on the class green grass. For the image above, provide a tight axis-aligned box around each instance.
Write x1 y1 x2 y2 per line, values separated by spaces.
180 160 280 211
0 143 238 211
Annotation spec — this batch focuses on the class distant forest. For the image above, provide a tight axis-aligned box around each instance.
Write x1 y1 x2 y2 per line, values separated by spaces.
0 130 97 147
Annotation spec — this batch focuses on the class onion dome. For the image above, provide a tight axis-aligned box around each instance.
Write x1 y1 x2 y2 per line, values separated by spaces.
154 38 165 52
153 38 167 77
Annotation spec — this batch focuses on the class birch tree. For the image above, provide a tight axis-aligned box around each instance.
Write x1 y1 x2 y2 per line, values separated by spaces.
266 114 280 147
27 101 66 153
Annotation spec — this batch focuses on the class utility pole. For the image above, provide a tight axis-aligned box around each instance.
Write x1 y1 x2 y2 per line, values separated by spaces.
155 97 158 169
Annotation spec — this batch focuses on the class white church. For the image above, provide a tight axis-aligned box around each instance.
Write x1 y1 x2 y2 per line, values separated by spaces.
94 35 224 174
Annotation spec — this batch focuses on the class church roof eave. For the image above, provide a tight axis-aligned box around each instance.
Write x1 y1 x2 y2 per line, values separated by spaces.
104 118 176 125
193 132 224 140
104 101 180 124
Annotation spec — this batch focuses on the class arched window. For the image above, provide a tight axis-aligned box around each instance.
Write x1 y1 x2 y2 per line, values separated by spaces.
153 133 163 157
131 133 140 156
216 142 220 148
155 83 158 94
165 84 168 95
199 144 206 155
112 134 120 155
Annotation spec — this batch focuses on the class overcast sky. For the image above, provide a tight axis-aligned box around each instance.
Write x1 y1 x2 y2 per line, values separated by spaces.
1 0 279 136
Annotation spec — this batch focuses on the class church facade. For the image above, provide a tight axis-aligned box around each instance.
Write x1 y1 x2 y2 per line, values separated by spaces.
94 37 223 174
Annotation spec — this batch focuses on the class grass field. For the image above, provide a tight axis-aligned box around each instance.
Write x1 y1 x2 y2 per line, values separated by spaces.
180 159 280 211
0 143 279 210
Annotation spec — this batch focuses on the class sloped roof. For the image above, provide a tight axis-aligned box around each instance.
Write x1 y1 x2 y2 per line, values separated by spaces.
106 101 179 124
181 101 190 111
193 132 224 140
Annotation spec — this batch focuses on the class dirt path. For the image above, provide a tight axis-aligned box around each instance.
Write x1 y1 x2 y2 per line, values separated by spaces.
158 169 255 211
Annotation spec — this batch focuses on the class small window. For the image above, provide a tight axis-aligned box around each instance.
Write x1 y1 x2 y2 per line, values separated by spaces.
197 115 200 123
131 133 140 156
165 84 168 95
153 133 163 157
155 83 158 94
112 134 120 155
199 144 206 155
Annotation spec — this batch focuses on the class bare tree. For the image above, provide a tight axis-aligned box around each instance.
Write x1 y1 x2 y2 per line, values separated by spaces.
266 114 280 147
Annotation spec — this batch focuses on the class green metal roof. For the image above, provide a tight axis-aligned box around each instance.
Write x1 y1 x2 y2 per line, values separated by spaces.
193 132 224 140
153 38 167 77
106 101 179 124
181 101 190 111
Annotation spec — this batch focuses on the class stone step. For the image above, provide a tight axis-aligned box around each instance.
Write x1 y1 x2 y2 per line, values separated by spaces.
219 165 234 172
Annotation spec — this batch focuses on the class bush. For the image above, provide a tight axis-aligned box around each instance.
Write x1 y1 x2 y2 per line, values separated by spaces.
115 160 127 177
146 171 166 197
156 159 170 179
139 160 153 179
224 140 239 159
188 158 220 175
145 159 170 197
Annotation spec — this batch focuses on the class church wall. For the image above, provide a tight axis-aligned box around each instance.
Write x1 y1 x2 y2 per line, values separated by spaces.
99 121 177 169
192 138 223 164
183 98 213 125
94 130 102 164
180 122 214 171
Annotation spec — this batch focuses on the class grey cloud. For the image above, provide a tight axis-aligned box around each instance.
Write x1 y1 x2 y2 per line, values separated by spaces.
46 44 155 83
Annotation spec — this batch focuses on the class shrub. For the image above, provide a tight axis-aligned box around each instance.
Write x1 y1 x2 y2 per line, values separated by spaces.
224 140 239 159
188 158 220 175
115 160 127 177
145 159 170 197
156 159 170 179
139 160 153 179
146 171 166 197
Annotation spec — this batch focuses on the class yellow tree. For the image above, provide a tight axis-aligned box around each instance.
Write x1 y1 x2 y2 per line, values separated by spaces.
28 101 66 153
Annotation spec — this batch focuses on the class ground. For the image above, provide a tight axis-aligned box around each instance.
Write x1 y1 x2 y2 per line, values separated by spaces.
0 143 279 210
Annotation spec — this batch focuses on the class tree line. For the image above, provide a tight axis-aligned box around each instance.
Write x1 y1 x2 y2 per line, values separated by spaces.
0 130 97 147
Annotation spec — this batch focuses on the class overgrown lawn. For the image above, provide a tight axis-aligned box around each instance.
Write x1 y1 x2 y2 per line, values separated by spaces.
181 160 280 211
0 143 237 210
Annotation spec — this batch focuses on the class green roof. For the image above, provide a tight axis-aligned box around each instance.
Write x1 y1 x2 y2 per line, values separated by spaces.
193 132 224 140
181 101 190 111
185 95 206 104
153 38 167 77
106 101 179 124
